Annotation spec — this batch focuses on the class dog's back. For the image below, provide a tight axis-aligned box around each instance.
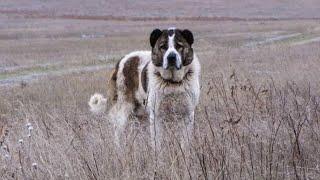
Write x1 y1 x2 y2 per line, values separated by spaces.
107 51 150 119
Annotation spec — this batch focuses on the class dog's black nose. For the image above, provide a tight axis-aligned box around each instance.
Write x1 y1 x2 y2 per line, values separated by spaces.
167 52 176 67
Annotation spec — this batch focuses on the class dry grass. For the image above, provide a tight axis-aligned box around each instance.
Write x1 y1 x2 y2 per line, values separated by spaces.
0 13 320 179
0 70 320 179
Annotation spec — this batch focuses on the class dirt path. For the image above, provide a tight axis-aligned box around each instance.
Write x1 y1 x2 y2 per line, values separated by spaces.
0 64 112 87
292 36 320 46
245 33 302 47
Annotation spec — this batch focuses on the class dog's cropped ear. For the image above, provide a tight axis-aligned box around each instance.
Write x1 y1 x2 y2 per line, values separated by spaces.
181 29 194 46
150 29 162 48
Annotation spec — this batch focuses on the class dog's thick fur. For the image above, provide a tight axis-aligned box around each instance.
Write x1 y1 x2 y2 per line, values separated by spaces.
89 28 201 148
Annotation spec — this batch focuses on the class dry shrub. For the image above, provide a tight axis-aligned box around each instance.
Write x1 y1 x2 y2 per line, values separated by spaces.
0 71 319 179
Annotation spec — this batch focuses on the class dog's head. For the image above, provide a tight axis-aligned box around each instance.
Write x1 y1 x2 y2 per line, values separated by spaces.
150 28 194 83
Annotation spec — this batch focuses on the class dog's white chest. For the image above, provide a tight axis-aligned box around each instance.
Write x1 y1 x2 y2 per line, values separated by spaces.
158 92 193 121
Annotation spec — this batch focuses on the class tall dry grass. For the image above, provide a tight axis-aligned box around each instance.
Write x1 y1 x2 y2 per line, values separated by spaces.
0 69 319 179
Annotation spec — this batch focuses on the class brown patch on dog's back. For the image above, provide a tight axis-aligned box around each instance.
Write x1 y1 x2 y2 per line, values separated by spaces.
141 62 149 93
123 56 140 103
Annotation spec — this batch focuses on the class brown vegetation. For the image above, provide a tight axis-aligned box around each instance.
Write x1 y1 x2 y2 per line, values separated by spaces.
1 71 320 179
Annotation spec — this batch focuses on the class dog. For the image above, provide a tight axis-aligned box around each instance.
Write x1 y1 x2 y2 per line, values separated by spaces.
89 28 201 149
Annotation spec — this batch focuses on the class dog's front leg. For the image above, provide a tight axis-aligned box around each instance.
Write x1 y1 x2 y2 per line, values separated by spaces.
149 109 165 179
148 91 162 153
178 110 195 178
187 111 195 139
181 110 195 152
149 110 162 154
114 123 125 148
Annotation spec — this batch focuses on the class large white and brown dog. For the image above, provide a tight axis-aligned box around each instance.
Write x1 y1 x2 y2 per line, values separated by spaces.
89 28 200 149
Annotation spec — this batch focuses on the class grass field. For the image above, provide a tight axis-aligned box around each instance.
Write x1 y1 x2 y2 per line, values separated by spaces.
1 2 320 179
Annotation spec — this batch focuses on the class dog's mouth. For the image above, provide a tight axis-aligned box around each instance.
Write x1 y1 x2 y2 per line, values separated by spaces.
162 76 183 84
155 69 193 85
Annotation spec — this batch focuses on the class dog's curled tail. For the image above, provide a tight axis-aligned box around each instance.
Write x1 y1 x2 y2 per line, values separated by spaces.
88 93 107 114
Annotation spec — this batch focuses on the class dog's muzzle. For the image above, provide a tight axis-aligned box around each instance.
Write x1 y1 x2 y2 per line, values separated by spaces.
165 52 181 70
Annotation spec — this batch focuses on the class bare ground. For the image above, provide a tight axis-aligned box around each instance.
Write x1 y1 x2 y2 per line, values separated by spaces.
1 0 320 18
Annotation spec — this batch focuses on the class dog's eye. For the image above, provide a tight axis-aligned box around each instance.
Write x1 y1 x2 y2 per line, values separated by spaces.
176 43 184 50
160 44 167 50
